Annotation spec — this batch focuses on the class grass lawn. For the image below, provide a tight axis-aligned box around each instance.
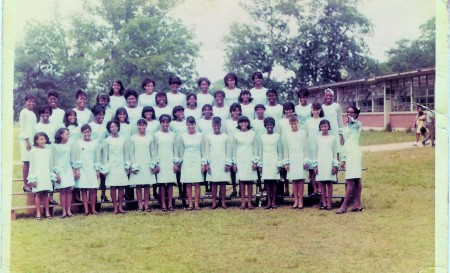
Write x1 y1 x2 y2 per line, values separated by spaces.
10 129 435 272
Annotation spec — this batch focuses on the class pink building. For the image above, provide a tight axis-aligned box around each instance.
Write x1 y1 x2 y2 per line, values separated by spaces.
306 68 435 130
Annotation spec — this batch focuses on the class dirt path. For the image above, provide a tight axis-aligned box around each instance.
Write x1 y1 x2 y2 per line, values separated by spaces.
361 142 433 152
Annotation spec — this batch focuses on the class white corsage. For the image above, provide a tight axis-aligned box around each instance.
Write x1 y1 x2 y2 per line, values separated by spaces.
257 161 263 168
71 160 83 169
27 174 37 184
50 172 58 182
225 158 233 166
173 157 182 164
332 159 340 167
282 158 290 166
99 163 110 174
338 128 344 135
124 161 132 169
231 158 237 165
276 161 284 168
131 163 140 172
252 156 261 164
148 162 157 169
201 158 208 166
304 158 312 168
311 160 318 168
53 167 62 174
94 163 102 171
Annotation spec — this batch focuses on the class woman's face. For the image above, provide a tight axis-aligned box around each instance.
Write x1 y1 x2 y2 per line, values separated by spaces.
320 123 329 134
61 130 70 142
144 111 153 121
170 82 180 93
186 122 196 134
98 97 108 107
25 99 36 110
299 95 308 106
117 112 127 122
156 95 166 106
144 82 154 94
265 122 274 134
76 95 87 108
94 113 105 124
200 81 209 93
212 122 221 134
67 113 77 124
127 95 137 108
231 108 240 119
40 110 51 123
253 76 263 87
239 121 249 131
82 129 91 141
187 96 197 107
226 77 236 89
214 94 224 106
109 122 119 135
203 107 212 118
241 93 250 103
324 92 333 105
112 82 121 95
289 119 299 132
137 123 147 134
311 107 321 118
160 120 170 132
284 108 293 118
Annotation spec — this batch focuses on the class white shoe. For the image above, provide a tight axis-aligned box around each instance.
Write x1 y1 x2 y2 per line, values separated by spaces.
262 191 267 196
256 192 261 197
413 142 418 146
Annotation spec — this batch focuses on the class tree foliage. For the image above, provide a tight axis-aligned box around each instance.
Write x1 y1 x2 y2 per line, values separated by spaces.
13 0 199 119
384 17 435 73
224 0 373 93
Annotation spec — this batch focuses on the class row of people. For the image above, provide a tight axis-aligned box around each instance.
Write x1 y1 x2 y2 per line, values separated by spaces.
23 103 362 219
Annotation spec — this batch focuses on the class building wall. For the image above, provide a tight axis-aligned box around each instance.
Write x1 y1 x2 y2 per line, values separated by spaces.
389 112 416 130
358 113 385 128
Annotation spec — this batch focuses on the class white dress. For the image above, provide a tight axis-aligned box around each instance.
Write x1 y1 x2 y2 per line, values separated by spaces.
278 118 291 137
179 132 204 183
109 96 127 114
67 124 81 147
145 120 160 137
258 133 282 180
213 106 230 121
154 106 172 119
295 103 312 127
198 118 213 136
73 108 92 127
89 122 108 146
305 118 324 170
103 136 130 187
240 103 255 120
154 131 177 183
184 107 202 121
224 119 238 137
73 139 100 189
170 120 187 138
233 130 257 181
340 121 362 179
315 135 337 182
265 104 283 133
283 130 308 180
53 143 75 189
34 122 57 145
167 92 186 109
126 106 143 134
118 122 132 140
139 93 157 107
223 87 241 106
49 108 65 129
129 134 157 185
28 147 53 192
322 103 343 137
205 133 231 183
197 93 214 109
19 108 37 161
250 87 268 106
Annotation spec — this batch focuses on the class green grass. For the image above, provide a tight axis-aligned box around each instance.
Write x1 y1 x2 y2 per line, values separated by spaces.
360 130 414 146
10 147 435 273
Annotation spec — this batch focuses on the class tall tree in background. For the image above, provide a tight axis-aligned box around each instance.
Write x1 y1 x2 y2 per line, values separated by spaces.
384 17 435 73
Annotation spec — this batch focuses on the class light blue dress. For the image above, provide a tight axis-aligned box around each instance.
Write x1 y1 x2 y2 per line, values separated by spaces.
283 130 308 180
129 134 157 185
305 118 324 170
28 147 53 192
154 131 177 183
258 133 282 180
53 143 75 189
233 130 258 181
340 120 362 179
103 136 130 187
73 139 100 189
315 135 338 182
179 132 204 183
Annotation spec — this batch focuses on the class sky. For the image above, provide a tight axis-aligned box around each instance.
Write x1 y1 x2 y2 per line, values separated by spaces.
14 0 435 82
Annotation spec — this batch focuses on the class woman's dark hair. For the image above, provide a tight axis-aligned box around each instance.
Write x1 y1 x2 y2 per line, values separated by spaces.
318 119 331 131
201 104 213 114
169 76 182 85
137 118 148 126
80 124 91 133
91 105 106 116
24 94 37 102
106 120 121 133
212 116 221 124
229 103 242 115
197 77 211 87
75 89 87 100
297 87 309 97
288 114 299 123
186 116 196 124
109 80 125 96
54 128 69 144
172 105 185 119
282 102 295 114
124 89 139 101
254 104 266 111
347 105 361 118
263 117 275 127
155 91 168 105
47 90 59 98
142 106 156 120
223 72 238 87
238 89 253 103
64 109 78 127
236 116 252 130
33 132 51 146
311 102 325 117
186 93 197 106
251 72 263 81
96 93 110 105
266 89 278 97
114 107 129 124
141 78 156 89
159 114 172 123
39 105 53 116
213 90 225 98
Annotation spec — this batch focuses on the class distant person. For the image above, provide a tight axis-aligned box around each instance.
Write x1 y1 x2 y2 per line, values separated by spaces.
410 105 428 146
422 107 435 147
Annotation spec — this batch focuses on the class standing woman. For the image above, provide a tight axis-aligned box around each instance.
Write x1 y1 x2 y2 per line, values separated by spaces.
337 106 363 214
305 103 324 196
321 88 344 155
295 88 312 127
125 89 143 135
222 72 241 107
19 94 37 192
249 72 268 106
139 78 157 108
196 77 214 110
108 80 127 114
73 89 93 127
233 116 258 209
179 116 205 210
102 120 131 214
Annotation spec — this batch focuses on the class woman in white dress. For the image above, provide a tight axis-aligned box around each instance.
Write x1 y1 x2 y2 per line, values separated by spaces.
222 72 241 107
313 119 339 211
73 89 93 127
258 117 282 210
139 78 157 108
179 117 205 210
108 80 127 114
295 88 312 127
184 93 202 121
238 90 255 119
114 107 132 140
153 114 179 212
27 132 54 220
233 116 258 209
102 120 131 214
337 106 363 214
72 124 101 215
283 115 309 209
249 72 268 106
305 103 324 196
321 88 344 155
196 77 214 110
19 94 37 193
129 119 157 212
204 117 232 209
53 128 76 218
125 89 143 135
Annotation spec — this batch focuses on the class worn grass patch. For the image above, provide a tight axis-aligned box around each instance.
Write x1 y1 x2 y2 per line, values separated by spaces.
10 148 434 273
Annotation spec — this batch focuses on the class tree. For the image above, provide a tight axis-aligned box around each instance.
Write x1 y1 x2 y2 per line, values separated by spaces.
385 17 435 72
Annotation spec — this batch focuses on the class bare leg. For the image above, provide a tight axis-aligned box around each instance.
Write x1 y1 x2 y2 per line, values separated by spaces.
81 189 89 214
231 171 237 194
186 183 193 208
159 185 166 210
23 162 30 191
264 181 271 207
136 186 143 210
60 190 67 217
194 183 200 209
298 180 305 208
66 188 73 216
327 183 333 208
110 188 118 214
118 187 125 213
42 192 50 218
247 183 253 208
220 184 226 208
239 182 245 207
90 189 98 214
35 192 42 218
292 181 299 207
167 184 173 209
211 183 218 208
271 182 277 208
353 179 362 209
309 170 318 194
319 182 326 208
143 186 150 210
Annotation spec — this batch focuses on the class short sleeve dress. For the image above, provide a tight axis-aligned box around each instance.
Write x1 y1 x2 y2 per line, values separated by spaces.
28 147 53 192
103 136 130 187
283 130 308 180
129 134 157 185
340 120 362 179
259 133 282 181
315 135 337 182
154 131 177 184
179 132 204 183
205 133 231 183
74 139 100 189
53 143 75 189
234 130 257 181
